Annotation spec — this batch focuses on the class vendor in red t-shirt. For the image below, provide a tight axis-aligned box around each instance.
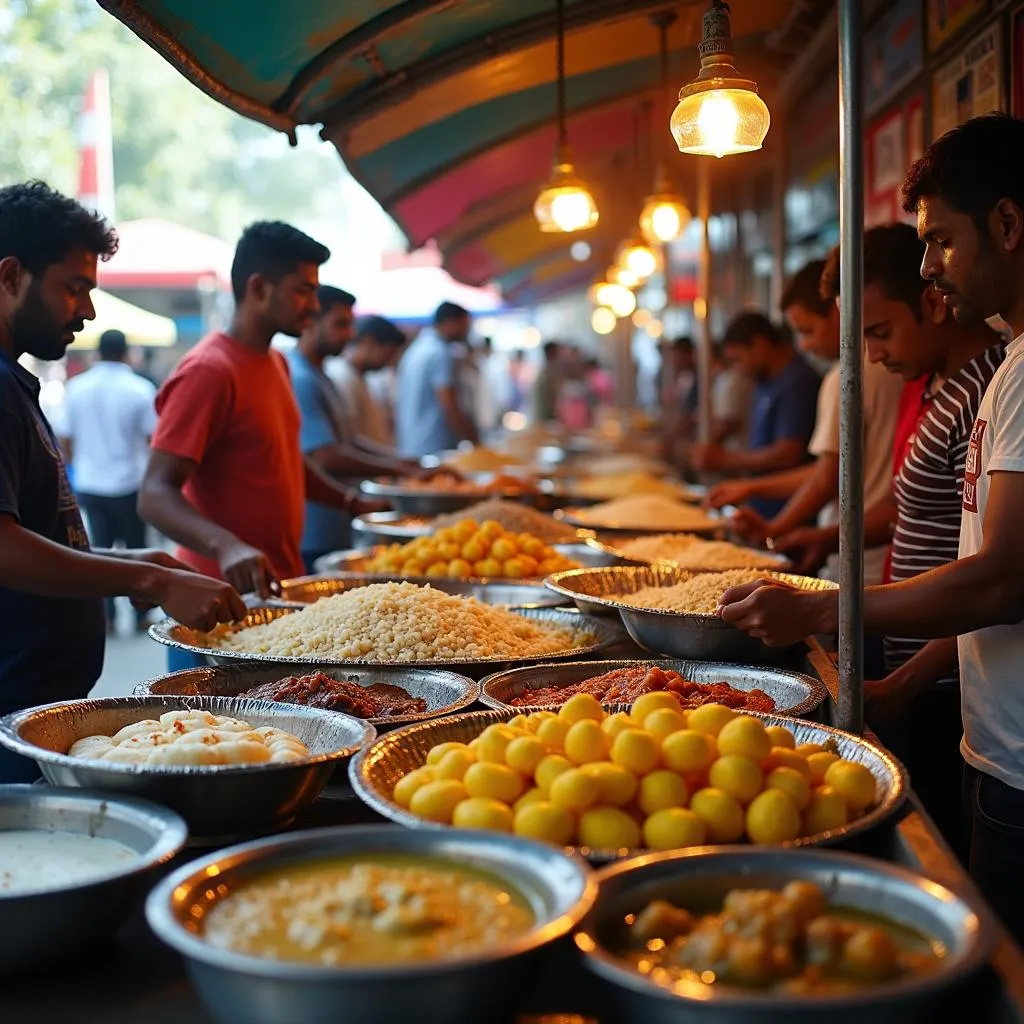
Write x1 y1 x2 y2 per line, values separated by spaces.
139 222 385 610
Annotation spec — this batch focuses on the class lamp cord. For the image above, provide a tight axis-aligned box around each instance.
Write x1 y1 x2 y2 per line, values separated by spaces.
556 0 567 149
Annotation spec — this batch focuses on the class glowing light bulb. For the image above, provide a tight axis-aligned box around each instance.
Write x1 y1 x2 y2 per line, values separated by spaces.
606 285 637 319
651 203 682 242
696 92 741 159
618 241 658 280
550 190 593 232
613 266 639 288
591 307 616 335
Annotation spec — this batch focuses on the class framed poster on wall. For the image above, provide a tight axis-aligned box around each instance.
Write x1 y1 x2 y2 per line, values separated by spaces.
928 0 989 52
932 21 1004 139
866 0 924 114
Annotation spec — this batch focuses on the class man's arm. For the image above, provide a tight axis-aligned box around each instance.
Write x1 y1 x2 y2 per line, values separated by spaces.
0 514 244 629
765 453 838 537
139 450 277 596
437 386 478 444
706 463 815 508
864 637 959 725
305 443 418 480
709 437 809 476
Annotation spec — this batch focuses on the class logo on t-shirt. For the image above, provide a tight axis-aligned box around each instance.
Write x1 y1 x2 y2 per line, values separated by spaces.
963 418 987 514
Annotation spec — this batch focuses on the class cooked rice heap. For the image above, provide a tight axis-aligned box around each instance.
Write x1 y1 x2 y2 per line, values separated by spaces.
431 500 578 543
618 533 782 570
625 570 773 615
213 582 584 661
568 495 716 532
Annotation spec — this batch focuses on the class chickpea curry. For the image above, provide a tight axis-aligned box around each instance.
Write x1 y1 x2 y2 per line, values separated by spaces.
620 881 943 995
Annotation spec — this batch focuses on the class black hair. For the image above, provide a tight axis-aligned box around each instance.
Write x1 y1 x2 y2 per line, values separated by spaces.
317 285 355 314
781 260 831 316
721 311 785 348
434 301 469 325
98 329 128 361
356 315 405 348
0 181 118 275
820 223 928 318
230 221 330 302
902 112 1024 228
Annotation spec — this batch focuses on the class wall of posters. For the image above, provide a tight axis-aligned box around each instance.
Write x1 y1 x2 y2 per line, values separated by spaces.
1013 3 1024 115
928 0 990 52
867 0 924 114
864 94 927 228
932 21 1004 139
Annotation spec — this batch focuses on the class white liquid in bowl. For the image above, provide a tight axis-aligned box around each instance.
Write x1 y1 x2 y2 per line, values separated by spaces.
0 829 139 895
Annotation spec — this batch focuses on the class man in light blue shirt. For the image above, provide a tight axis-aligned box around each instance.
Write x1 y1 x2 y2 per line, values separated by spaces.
395 302 479 457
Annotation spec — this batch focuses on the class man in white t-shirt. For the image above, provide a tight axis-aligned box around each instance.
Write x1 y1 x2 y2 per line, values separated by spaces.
59 329 157 631
718 112 1024 944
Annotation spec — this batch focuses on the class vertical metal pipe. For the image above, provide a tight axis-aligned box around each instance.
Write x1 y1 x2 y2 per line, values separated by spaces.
837 0 865 734
697 158 713 443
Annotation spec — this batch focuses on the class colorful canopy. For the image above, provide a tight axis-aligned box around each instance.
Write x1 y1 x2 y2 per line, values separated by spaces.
99 0 822 300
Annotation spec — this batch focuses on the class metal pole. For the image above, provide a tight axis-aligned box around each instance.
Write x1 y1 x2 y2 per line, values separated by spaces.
697 158 713 443
837 0 865 734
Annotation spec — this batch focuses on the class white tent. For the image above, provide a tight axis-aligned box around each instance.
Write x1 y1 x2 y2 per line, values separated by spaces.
70 288 177 350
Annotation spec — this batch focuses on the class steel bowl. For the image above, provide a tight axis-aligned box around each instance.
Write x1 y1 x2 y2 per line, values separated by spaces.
544 566 836 660
299 557 577 601
150 605 625 675
133 664 480 731
145 824 597 1024
361 476 545 515
576 847 994 1024
0 784 187 970
0 697 375 844
349 511 431 547
351 709 906 861
477 659 827 718
553 506 725 537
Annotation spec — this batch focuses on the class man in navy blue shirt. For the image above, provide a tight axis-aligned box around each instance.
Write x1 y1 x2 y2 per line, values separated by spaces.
690 312 821 518
0 182 244 780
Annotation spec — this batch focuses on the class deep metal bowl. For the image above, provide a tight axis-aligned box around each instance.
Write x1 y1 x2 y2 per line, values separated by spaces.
0 784 187 970
133 664 480 731
301 554 580 599
350 708 906 861
150 605 625 675
544 565 836 661
145 824 597 1024
577 847 994 1024
361 476 545 515
553 506 725 537
0 697 375 844
477 659 827 718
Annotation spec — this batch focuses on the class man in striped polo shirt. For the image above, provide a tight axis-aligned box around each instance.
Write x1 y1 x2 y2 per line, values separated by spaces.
717 113 1024 943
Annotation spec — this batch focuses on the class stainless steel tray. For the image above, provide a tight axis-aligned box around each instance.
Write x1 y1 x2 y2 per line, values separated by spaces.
477 658 827 717
350 707 908 863
150 605 625 672
553 506 724 536
273 571 568 609
544 565 835 661
350 511 431 546
361 476 545 515
133 663 480 730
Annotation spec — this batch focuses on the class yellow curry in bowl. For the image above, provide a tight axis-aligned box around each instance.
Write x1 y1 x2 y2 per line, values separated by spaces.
196 853 534 966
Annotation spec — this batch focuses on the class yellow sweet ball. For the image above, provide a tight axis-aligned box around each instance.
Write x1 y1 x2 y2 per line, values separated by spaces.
610 728 661 776
558 693 605 725
425 563 450 579
687 703 738 737
513 801 575 846
491 537 519 561
448 558 474 578
796 742 826 758
689 787 745 843
463 761 524 804
434 747 477 782
503 558 528 579
526 710 557 731
587 762 639 807
452 797 514 833
548 767 601 812
578 807 642 851
513 787 548 813
762 747 813 780
803 785 850 834
475 557 503 578
765 766 812 811
638 769 689 816
806 751 840 785
601 712 635 740
505 735 547 777
437 543 461 562
716 716 772 762
507 714 531 732
824 760 877 813
564 719 610 765
643 807 708 851
746 788 802 844
661 730 717 775
537 717 571 752
479 520 504 541
708 755 764 806
461 538 486 563
392 766 437 808
643 708 689 743
535 753 573 793
630 692 683 722
427 742 470 767
765 725 796 749
476 725 518 763
409 779 469 823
